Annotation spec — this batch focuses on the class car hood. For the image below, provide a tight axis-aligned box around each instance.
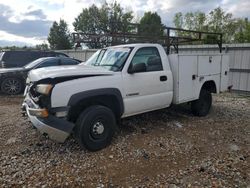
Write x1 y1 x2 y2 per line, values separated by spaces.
0 67 25 73
28 65 113 82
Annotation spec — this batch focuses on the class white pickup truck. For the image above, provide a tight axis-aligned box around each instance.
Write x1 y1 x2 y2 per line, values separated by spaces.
22 43 229 151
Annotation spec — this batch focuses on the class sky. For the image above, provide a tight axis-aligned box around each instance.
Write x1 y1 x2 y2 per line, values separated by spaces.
0 0 249 47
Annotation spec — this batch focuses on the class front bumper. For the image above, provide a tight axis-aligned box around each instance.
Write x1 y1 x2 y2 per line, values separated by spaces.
22 95 75 143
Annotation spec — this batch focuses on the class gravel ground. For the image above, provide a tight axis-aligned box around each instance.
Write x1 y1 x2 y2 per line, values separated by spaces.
0 93 249 187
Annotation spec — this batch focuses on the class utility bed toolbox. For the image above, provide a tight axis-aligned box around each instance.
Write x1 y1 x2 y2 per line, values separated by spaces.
169 54 229 104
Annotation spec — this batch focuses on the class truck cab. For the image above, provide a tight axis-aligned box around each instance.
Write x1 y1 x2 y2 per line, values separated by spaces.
22 43 229 151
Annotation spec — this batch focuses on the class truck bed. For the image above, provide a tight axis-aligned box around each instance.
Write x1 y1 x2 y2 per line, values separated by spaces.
169 54 229 104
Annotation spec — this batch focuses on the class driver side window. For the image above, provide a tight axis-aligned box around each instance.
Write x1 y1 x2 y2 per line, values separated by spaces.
130 47 163 72
37 59 60 68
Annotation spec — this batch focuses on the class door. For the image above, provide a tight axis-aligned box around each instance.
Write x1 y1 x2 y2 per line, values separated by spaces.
122 47 173 116
198 55 221 76
178 55 199 103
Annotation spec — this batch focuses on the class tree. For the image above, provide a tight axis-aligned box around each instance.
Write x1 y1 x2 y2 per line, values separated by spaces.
174 11 206 31
173 11 206 40
241 19 250 42
109 2 134 33
173 7 240 43
193 12 206 31
207 7 237 42
234 18 250 43
173 12 183 29
73 2 134 48
35 43 49 50
139 12 164 37
73 5 107 35
48 19 72 50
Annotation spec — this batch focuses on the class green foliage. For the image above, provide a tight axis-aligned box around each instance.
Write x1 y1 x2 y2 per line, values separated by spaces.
0 46 24 50
173 11 206 38
173 7 249 43
0 44 49 51
73 4 107 34
173 12 206 31
35 43 49 50
139 12 164 37
234 18 250 43
48 19 73 50
207 7 237 42
73 2 134 48
195 12 207 31
109 2 134 33
173 12 183 29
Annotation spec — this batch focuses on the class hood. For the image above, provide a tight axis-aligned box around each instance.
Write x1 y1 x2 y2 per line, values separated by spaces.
0 67 25 73
28 65 113 82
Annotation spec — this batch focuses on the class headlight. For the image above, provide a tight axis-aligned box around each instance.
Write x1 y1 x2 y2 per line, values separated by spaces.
36 84 53 95
26 77 30 84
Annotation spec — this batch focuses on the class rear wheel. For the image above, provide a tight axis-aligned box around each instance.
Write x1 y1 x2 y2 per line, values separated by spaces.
74 105 116 151
1 77 23 95
191 89 212 117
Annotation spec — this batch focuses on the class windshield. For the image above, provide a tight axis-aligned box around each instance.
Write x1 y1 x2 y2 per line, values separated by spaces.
84 47 131 71
24 58 45 69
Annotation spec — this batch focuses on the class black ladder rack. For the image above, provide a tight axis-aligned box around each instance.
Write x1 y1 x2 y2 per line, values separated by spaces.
72 23 223 54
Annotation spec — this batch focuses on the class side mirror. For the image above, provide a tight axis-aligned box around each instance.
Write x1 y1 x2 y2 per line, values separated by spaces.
128 63 146 74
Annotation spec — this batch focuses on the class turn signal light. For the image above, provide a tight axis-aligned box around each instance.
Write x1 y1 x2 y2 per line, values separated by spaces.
29 108 49 118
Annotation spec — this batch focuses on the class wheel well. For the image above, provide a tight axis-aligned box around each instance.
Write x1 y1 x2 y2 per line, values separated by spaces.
201 81 217 93
68 95 122 122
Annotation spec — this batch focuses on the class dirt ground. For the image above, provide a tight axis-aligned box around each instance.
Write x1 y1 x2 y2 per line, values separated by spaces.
0 93 249 187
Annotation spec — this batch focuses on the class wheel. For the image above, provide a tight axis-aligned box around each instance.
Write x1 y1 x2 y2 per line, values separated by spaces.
75 105 116 151
191 89 212 117
1 77 23 95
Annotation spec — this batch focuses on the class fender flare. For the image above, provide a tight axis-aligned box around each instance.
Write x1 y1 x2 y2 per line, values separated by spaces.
67 88 124 116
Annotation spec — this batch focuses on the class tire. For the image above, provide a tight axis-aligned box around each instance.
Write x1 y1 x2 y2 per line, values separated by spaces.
191 89 212 117
1 77 23 95
74 105 116 151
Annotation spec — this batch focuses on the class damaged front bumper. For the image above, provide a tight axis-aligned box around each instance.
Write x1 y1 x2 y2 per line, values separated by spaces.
22 95 75 143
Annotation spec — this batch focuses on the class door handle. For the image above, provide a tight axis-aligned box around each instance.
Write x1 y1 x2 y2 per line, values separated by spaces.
160 76 167 82
192 75 196 80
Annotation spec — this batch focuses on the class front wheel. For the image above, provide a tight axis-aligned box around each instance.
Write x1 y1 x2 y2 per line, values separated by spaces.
74 105 116 151
191 89 212 117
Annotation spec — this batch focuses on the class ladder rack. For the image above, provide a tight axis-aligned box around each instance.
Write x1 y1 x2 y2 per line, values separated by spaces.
72 23 223 54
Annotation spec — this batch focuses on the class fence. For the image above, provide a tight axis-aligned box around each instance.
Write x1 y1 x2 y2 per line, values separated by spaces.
58 49 97 62
58 43 250 93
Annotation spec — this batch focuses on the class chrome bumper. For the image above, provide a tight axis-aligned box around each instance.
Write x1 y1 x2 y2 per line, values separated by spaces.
22 95 74 143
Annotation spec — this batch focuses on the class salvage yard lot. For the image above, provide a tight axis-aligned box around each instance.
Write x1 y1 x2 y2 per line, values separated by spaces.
0 94 249 187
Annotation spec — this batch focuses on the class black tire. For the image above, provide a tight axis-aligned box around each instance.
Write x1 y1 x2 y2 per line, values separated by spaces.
191 89 212 117
74 105 116 151
1 77 23 95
